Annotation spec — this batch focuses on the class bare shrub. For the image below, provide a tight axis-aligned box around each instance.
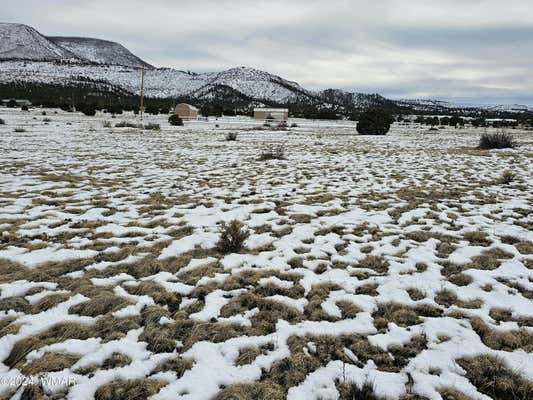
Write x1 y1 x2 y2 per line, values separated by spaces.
216 220 250 254
497 170 515 184
259 144 285 160
115 121 142 128
225 132 238 141
143 123 161 131
478 131 516 149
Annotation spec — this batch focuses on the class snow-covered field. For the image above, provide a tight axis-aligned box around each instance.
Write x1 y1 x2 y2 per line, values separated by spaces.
0 108 532 400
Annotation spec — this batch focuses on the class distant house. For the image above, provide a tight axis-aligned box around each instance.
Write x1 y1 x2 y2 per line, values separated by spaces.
174 103 198 120
254 108 289 122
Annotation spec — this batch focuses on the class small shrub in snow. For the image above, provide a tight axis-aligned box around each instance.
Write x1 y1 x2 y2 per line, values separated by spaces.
168 114 183 126
258 144 285 161
43 118 52 123
20 105 29 111
356 107 393 135
14 128 26 133
290 123 298 128
478 131 515 149
82 106 96 116
115 121 142 128
143 123 161 131
0 118 5 125
103 121 112 128
216 220 250 254
497 170 515 185
225 132 238 141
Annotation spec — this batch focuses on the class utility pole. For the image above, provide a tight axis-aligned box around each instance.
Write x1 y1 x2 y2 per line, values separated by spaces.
139 67 145 121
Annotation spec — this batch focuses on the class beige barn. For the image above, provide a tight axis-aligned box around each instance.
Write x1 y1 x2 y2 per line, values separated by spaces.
174 103 199 119
254 108 289 122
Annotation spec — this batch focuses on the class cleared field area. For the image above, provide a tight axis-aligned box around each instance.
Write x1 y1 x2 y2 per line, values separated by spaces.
0 108 532 400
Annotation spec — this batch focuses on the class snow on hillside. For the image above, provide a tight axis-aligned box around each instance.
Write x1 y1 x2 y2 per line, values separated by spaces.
0 62 316 102
48 37 154 69
483 104 532 113
0 23 78 62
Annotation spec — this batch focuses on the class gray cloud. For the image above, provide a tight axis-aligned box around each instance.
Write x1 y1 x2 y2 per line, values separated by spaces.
2 0 532 105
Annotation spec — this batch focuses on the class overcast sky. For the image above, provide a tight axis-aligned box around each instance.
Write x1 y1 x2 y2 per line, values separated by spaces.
3 0 533 105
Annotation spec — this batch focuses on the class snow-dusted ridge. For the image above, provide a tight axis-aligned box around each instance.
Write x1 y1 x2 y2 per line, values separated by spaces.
1 22 532 112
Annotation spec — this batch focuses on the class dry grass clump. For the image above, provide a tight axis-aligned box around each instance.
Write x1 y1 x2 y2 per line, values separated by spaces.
178 262 223 286
214 382 284 400
448 273 473 286
337 382 384 400
406 288 426 301
235 343 274 366
175 320 246 351
355 283 379 296
94 379 166 400
304 283 342 321
434 289 458 307
139 323 176 353
20 352 80 375
470 317 533 352
489 308 513 323
102 352 132 369
265 352 321 388
93 315 141 342
125 255 162 278
356 255 389 274
336 300 362 318
516 241 533 255
258 144 285 161
372 303 421 331
68 292 133 317
387 334 427 370
216 220 250 254
0 296 31 313
32 293 71 313
153 356 193 378
220 292 301 335
463 231 492 246
125 281 181 312
457 354 533 400
5 322 92 368
438 388 474 400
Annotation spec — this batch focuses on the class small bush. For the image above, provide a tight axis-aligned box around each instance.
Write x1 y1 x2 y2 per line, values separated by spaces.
43 118 52 123
0 118 5 125
497 170 515 184
115 121 142 129
168 114 184 126
14 128 26 133
81 106 96 116
290 123 298 128
226 132 238 141
478 132 516 149
20 105 29 111
144 123 161 131
259 144 285 161
357 107 393 135
216 220 250 254
103 121 112 128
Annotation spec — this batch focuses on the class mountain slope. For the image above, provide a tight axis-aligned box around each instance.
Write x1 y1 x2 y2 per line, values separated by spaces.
0 23 79 61
48 36 153 69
